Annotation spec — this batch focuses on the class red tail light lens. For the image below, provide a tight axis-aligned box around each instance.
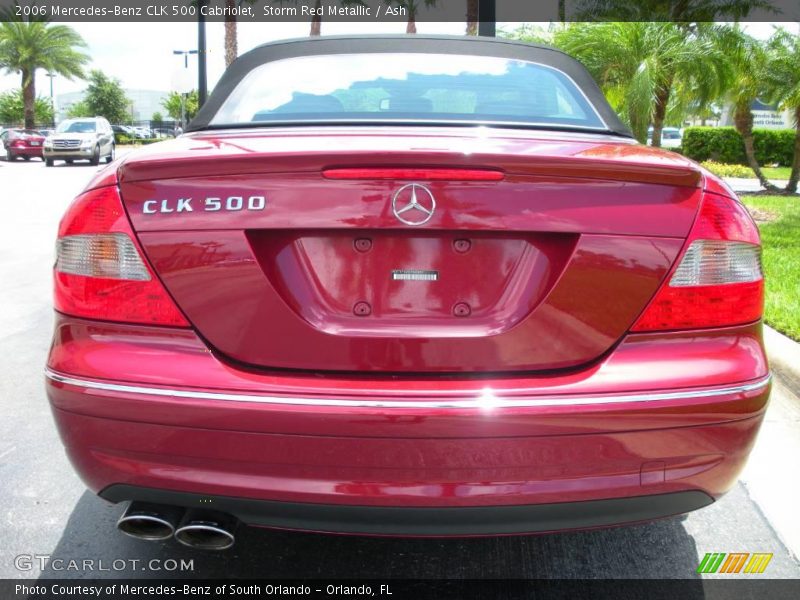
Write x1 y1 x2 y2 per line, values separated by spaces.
54 186 189 327
631 193 763 332
323 168 505 181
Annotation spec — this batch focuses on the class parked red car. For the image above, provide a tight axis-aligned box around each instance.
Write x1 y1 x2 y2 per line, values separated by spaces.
46 37 769 550
1 128 45 161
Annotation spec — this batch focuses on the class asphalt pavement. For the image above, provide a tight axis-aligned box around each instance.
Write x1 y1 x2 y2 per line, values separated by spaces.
1 153 799 581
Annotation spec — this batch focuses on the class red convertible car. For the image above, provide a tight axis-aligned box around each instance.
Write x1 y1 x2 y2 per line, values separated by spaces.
1 128 45 161
46 36 769 550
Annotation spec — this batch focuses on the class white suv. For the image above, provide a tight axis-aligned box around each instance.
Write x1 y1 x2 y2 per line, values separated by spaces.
44 117 116 166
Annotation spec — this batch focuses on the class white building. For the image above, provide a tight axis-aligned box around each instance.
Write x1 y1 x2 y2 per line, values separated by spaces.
56 89 169 124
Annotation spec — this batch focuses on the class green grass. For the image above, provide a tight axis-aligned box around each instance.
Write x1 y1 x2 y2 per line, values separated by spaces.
735 166 792 179
700 163 793 180
761 166 792 180
741 195 800 341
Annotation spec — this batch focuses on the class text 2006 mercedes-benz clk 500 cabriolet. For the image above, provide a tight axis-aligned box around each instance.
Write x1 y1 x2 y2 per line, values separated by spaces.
45 36 769 550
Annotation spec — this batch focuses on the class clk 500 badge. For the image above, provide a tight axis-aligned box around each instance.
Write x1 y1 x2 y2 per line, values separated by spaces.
143 196 266 214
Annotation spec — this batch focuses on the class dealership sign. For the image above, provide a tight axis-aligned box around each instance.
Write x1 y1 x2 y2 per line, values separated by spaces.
752 99 791 129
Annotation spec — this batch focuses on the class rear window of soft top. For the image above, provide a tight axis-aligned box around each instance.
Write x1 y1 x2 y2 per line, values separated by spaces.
210 53 606 130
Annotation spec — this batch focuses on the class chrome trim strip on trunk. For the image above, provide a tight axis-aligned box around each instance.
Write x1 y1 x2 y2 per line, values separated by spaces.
44 369 771 410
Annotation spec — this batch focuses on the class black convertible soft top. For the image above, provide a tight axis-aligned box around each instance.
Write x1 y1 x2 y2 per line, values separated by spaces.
188 35 633 138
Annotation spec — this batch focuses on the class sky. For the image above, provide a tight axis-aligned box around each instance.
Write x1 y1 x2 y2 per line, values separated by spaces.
0 21 797 100
0 21 465 98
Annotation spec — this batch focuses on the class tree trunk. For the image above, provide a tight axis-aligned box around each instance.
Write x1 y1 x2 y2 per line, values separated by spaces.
407 12 416 34
465 0 478 35
224 0 238 67
733 103 781 192
559 0 566 22
21 68 36 129
309 0 321 36
786 106 800 193
651 86 670 148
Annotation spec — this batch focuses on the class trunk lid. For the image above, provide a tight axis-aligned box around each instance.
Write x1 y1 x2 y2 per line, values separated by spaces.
119 127 701 373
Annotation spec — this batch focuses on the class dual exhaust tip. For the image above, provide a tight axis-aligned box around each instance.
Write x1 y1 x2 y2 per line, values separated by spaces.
117 502 237 550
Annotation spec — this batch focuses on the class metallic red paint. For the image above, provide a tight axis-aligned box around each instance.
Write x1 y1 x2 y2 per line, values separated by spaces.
52 408 764 508
46 313 768 509
116 127 702 188
5 130 45 159
46 126 769 533
117 128 704 373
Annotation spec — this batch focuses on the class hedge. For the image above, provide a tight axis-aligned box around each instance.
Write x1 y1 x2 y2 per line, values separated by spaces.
700 161 753 178
115 134 163 146
680 127 795 166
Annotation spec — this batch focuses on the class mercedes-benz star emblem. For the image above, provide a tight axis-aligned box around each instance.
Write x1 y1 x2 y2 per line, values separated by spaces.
391 183 436 226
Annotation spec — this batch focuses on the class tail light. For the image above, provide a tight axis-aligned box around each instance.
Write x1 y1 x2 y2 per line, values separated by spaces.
631 193 763 332
323 168 505 181
54 186 189 327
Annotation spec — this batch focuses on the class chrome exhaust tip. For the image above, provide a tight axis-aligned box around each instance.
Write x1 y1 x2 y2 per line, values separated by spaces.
117 502 184 541
174 510 237 550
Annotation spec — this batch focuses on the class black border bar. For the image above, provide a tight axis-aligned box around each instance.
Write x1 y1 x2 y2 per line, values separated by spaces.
2 1 799 23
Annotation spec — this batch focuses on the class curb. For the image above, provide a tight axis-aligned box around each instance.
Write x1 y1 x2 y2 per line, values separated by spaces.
764 326 800 396
723 177 800 195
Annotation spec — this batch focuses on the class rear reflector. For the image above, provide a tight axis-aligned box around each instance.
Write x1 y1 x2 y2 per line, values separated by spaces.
56 233 150 281
322 168 505 181
632 192 763 332
54 186 189 327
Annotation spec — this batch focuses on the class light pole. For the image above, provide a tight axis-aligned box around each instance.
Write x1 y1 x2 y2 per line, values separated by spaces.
173 49 198 69
173 49 198 128
198 0 208 108
478 0 496 37
45 72 56 126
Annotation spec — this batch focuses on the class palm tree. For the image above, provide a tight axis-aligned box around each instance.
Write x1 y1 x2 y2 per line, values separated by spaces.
387 1 437 34
465 0 478 35
572 0 772 21
272 0 364 37
717 27 779 192
765 29 800 193
309 0 322 36
271 0 322 36
554 22 731 146
0 20 89 129
224 0 238 67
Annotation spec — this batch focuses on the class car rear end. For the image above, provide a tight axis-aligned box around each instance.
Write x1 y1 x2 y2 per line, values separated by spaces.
45 37 769 543
6 129 45 160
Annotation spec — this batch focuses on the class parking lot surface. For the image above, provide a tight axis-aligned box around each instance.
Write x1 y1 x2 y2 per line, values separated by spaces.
1 154 798 580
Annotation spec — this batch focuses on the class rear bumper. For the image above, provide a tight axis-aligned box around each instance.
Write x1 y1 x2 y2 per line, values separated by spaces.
9 145 43 157
46 315 771 534
100 485 713 536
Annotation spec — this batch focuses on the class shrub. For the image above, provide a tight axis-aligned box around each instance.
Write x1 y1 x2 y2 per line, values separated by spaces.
680 127 794 166
115 134 161 146
700 161 753 178
753 129 795 166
